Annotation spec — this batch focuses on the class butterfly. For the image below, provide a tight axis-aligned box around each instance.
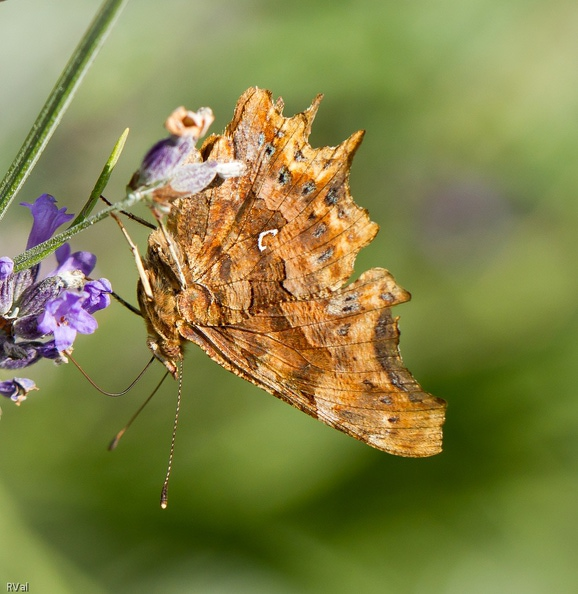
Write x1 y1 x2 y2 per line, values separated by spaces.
134 87 446 459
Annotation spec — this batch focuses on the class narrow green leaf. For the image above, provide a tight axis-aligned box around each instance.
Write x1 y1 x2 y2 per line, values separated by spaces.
0 0 129 222
70 127 130 227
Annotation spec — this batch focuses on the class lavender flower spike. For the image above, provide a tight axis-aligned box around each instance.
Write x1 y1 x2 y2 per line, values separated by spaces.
1 195 112 400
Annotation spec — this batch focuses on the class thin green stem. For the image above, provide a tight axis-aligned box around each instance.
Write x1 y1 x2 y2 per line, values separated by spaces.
0 0 129 222
12 191 142 273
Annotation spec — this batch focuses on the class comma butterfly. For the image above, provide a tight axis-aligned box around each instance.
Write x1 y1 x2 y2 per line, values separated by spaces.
136 88 446 457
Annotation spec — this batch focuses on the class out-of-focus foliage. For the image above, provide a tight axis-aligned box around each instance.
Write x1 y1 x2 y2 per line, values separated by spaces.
2 1 578 592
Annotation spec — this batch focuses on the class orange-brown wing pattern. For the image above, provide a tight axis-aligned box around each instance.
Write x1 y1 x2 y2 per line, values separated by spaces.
169 88 378 314
179 267 445 457
142 87 446 456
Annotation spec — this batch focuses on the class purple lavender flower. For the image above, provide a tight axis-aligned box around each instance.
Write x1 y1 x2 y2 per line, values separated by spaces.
1 194 112 403
82 278 112 314
0 257 13 280
135 134 195 188
0 377 38 406
37 291 98 352
21 194 74 250
53 242 96 277
129 105 245 201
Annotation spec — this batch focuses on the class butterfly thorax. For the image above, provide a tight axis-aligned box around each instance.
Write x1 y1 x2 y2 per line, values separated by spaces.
138 227 237 376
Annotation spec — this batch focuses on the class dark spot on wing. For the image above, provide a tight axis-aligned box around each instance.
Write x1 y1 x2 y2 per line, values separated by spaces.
302 181 316 196
317 247 334 263
278 166 291 185
325 187 339 206
312 223 327 238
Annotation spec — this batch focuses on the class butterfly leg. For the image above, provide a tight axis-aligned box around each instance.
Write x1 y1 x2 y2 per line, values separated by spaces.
109 210 154 298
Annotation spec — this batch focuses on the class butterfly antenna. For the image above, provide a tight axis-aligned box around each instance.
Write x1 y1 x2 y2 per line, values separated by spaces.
67 351 156 397
108 369 171 450
160 360 183 509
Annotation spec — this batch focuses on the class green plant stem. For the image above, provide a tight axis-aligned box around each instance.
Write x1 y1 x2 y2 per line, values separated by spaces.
0 0 129 222
12 191 142 273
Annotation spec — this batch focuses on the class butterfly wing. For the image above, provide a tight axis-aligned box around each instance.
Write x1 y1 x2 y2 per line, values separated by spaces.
168 88 377 313
179 267 445 456
155 88 445 455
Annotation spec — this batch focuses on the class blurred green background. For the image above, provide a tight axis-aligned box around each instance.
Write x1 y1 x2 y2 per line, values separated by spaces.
2 0 578 592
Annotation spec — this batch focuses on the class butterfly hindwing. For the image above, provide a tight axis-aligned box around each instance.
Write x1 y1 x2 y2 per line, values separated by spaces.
140 87 446 456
